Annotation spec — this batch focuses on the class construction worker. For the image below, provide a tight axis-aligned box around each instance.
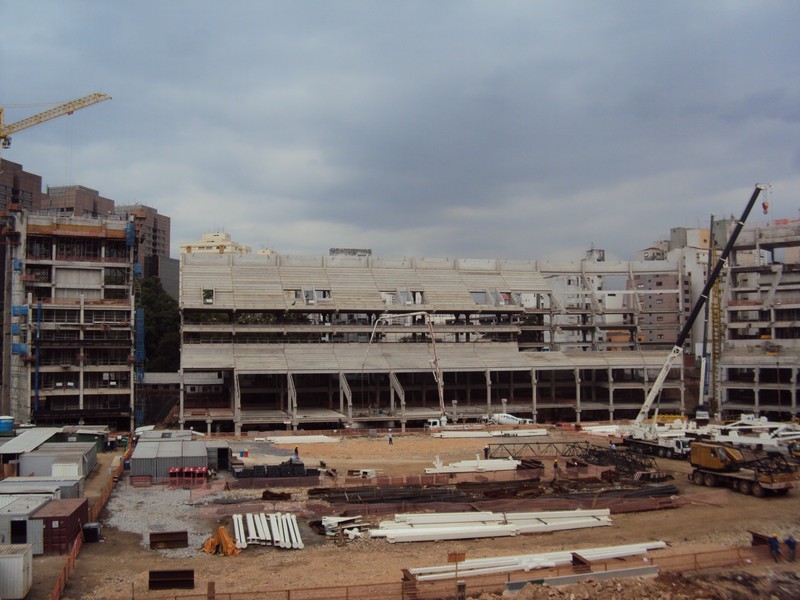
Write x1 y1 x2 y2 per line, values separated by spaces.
769 533 782 562
785 533 797 562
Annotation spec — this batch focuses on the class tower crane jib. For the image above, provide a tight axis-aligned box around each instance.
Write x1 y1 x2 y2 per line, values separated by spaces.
0 92 111 148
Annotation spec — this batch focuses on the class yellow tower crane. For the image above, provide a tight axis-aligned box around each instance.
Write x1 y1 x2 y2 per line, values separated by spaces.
0 92 111 149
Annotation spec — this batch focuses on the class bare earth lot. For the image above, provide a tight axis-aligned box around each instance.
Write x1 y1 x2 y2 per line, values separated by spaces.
29 430 800 599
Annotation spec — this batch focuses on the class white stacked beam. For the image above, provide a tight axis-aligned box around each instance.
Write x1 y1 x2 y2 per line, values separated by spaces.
258 513 272 545
490 429 548 437
433 429 548 438
410 541 667 581
232 514 247 549
234 512 303 550
370 509 612 544
424 454 521 474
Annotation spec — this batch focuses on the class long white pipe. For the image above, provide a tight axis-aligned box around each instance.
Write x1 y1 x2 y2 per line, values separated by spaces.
290 513 304 549
233 514 247 549
259 513 272 545
245 513 258 543
269 513 283 547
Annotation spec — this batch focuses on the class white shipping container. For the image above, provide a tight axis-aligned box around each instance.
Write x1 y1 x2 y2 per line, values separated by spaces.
0 544 33 600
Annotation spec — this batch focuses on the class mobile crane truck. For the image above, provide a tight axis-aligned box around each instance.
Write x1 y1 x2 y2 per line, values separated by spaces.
621 184 768 457
688 441 798 497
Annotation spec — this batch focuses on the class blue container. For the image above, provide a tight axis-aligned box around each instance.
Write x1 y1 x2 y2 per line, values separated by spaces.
0 416 14 433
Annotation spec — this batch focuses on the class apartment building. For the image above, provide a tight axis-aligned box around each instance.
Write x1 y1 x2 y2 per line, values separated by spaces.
114 204 171 261
4 212 137 430
0 160 46 212
180 231 252 255
114 204 176 298
38 185 115 217
179 252 688 435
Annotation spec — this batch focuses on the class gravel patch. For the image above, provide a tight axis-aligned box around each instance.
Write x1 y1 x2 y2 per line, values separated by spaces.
104 482 227 558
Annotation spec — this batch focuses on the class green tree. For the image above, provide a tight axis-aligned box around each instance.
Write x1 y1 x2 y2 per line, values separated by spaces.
137 276 180 371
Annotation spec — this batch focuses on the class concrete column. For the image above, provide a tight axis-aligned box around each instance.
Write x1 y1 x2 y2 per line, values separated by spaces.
574 368 582 424
179 369 185 430
530 369 538 423
485 370 492 412
607 367 615 421
754 367 760 416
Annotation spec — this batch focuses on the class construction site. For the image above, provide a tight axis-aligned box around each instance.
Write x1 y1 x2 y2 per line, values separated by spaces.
2 96 800 600
2 422 795 600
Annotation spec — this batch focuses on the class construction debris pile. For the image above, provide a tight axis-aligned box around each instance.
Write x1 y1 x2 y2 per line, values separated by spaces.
369 509 612 543
311 515 371 540
477 570 800 600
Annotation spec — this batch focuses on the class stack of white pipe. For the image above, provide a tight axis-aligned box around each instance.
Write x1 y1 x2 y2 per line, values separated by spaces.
231 512 304 550
369 509 611 543
409 541 667 581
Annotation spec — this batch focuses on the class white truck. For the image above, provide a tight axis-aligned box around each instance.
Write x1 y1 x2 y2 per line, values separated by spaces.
484 413 534 426
622 432 693 459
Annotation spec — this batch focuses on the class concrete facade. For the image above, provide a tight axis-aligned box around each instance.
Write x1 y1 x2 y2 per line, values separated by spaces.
4 212 136 429
178 252 688 434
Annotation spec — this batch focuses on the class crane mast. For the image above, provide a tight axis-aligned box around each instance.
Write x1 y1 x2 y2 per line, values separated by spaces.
632 184 768 433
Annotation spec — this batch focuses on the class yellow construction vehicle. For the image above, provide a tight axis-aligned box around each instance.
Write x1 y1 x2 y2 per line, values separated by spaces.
688 441 799 497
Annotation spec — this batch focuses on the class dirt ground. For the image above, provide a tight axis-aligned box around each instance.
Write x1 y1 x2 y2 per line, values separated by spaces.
28 430 800 599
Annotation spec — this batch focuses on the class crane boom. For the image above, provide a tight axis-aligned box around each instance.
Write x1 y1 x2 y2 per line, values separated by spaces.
0 93 111 147
632 184 768 431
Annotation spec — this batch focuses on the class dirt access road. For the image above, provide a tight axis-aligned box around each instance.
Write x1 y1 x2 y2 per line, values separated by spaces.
29 429 800 599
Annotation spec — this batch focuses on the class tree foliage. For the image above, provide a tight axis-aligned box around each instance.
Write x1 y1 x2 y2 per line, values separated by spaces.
137 276 180 372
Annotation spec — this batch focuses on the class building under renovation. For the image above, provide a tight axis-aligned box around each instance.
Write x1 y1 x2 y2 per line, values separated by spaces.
716 219 800 417
3 212 138 430
178 252 691 434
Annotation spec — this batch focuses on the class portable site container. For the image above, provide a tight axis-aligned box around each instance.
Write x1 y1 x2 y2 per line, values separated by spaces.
0 544 33 600
0 476 83 499
31 497 89 555
0 494 49 554
138 429 194 441
205 440 231 471
19 442 96 478
0 483 61 500
131 440 208 479
39 442 98 472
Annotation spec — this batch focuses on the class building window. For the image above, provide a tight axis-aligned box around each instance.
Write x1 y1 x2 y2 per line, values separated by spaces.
203 289 214 305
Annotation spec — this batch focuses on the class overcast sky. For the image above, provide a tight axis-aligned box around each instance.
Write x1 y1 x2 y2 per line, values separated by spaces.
2 1 799 261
